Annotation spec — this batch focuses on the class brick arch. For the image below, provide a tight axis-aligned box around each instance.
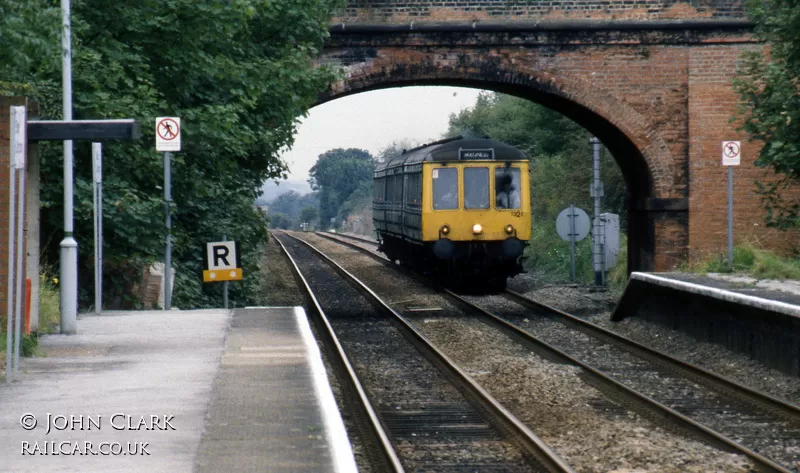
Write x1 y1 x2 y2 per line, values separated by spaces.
317 52 692 271
320 55 678 201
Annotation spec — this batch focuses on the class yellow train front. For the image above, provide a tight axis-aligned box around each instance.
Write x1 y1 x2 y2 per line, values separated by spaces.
373 137 530 290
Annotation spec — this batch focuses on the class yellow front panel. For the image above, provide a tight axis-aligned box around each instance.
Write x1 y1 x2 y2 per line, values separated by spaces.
421 162 531 242
203 268 243 282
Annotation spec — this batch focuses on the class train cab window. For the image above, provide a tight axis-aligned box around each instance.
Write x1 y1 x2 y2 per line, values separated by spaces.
495 167 521 209
463 167 490 210
432 167 458 210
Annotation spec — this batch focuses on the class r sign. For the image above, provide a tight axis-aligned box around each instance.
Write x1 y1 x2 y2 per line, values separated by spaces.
203 241 243 282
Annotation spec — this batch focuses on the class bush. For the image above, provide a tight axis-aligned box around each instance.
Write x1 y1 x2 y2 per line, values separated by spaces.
525 218 628 287
693 242 800 280
38 266 61 334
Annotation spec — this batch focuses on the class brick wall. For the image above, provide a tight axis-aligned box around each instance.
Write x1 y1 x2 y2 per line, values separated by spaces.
323 25 799 270
688 46 799 261
335 0 748 22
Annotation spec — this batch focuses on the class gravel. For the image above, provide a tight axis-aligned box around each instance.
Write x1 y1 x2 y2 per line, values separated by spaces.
298 232 756 473
276 233 540 472
508 273 800 407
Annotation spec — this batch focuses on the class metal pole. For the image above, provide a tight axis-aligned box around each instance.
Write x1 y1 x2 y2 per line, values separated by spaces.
98 172 103 313
223 235 228 310
14 153 26 373
6 144 17 381
60 0 78 334
92 143 101 314
164 151 172 310
728 166 734 268
569 203 576 282
590 137 604 286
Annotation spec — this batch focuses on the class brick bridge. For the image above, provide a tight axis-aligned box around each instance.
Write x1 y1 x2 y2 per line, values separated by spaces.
320 0 797 271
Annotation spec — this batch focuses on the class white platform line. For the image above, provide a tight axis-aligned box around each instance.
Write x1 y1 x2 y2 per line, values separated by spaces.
294 306 358 473
632 272 800 318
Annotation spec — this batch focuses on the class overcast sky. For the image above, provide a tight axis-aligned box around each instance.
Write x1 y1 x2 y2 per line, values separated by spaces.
279 86 484 182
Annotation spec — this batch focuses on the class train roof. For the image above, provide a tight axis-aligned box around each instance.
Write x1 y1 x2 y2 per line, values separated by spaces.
375 137 528 172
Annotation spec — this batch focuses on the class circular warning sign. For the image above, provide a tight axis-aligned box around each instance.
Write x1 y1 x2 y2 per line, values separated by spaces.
157 118 180 141
721 141 741 166
156 117 181 152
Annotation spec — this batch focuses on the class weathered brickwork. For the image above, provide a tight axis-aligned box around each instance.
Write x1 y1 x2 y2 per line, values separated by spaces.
688 45 798 260
335 0 748 22
322 22 799 271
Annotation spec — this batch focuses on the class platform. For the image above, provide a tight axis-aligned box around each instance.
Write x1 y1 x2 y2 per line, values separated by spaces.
0 307 356 473
613 272 800 374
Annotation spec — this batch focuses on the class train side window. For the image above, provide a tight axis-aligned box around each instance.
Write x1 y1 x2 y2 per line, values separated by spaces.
495 167 521 209
464 167 490 209
373 178 385 202
405 172 421 206
432 167 458 210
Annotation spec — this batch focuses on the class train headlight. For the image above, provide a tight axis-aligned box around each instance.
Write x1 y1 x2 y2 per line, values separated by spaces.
441 225 450 235
472 224 483 235
505 224 514 234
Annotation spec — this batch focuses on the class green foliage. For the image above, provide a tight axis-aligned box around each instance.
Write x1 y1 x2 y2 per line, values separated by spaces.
525 218 595 283
0 333 40 358
447 92 626 224
38 267 61 334
607 234 629 291
733 0 800 229
267 191 319 229
300 205 319 225
267 213 293 230
2 0 345 309
309 148 376 224
693 243 800 279
448 92 629 281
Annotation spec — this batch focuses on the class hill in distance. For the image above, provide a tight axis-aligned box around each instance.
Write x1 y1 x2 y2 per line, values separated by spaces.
256 179 313 205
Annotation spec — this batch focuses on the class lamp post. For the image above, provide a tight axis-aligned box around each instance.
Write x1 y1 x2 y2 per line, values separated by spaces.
60 0 78 334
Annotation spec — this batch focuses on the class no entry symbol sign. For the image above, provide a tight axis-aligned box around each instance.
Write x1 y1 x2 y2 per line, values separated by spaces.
721 141 741 166
156 117 181 152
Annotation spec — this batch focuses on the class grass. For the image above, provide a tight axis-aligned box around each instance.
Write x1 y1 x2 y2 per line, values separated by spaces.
691 242 800 280
0 267 62 373
38 267 61 334
524 218 628 289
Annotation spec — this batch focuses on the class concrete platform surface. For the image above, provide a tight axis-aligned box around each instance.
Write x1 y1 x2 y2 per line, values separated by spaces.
0 307 357 473
0 309 230 472
194 307 357 473
659 272 800 308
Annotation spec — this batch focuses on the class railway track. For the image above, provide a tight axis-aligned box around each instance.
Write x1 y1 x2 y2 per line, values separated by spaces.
272 231 573 473
313 230 800 472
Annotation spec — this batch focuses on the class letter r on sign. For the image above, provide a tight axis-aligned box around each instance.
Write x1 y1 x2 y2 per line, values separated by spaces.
213 246 230 267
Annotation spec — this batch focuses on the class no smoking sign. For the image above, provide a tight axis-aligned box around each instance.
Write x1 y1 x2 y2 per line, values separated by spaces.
722 141 741 166
156 117 181 152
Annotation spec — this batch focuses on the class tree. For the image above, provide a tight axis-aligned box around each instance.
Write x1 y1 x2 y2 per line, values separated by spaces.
446 93 626 222
0 0 345 308
376 139 419 163
300 205 319 226
308 148 376 224
733 0 800 230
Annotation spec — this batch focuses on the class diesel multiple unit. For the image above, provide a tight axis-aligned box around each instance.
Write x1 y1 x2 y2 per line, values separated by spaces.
373 137 531 289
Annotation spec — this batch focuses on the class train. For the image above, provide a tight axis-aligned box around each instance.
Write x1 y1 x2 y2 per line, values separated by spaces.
372 137 531 290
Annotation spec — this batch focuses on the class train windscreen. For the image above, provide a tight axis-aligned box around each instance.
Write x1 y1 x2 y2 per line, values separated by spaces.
432 167 458 210
464 167 490 209
495 167 521 209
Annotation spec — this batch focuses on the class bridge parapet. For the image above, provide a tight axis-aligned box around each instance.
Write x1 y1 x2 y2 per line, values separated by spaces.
334 0 749 24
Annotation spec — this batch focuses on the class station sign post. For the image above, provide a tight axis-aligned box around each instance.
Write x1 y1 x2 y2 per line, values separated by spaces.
722 141 741 269
156 117 181 310
203 241 243 309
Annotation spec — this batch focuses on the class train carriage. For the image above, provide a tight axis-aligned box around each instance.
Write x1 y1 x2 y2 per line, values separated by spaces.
373 137 531 289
